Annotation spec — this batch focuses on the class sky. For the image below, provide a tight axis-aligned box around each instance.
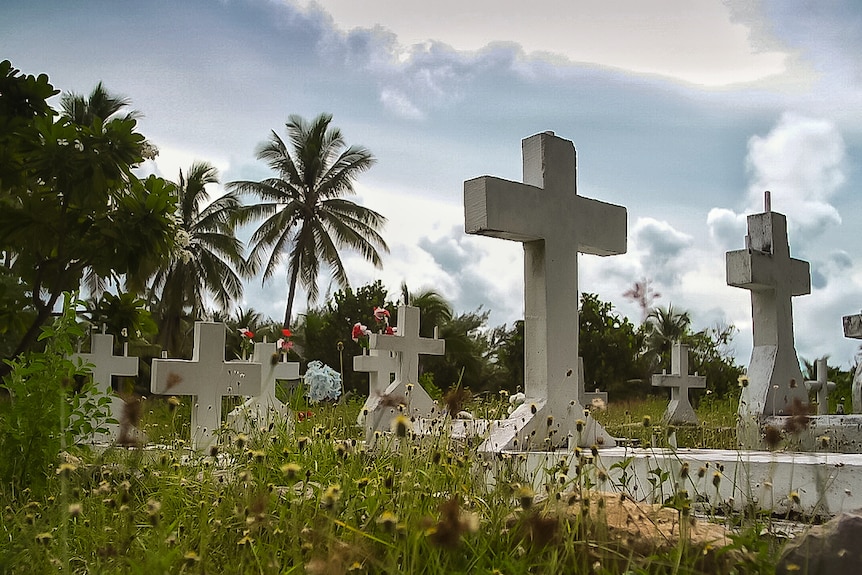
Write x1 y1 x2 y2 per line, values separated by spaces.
4 0 862 370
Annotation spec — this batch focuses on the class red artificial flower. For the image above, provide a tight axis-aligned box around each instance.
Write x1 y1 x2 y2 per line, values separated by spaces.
282 328 292 337
352 322 371 342
238 328 254 339
297 410 314 422
373 307 390 323
384 326 394 336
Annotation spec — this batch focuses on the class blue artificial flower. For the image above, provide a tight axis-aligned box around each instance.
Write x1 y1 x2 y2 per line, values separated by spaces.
304 360 342 403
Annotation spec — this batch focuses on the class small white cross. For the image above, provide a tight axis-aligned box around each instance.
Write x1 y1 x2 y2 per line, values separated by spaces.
651 342 706 425
72 332 138 442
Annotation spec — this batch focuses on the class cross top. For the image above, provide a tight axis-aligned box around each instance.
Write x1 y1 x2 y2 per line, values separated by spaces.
368 305 444 386
151 322 261 450
464 131 626 406
726 199 809 417
651 342 706 425
804 358 835 416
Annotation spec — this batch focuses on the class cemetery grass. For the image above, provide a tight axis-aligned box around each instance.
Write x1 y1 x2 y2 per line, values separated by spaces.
0 394 784 574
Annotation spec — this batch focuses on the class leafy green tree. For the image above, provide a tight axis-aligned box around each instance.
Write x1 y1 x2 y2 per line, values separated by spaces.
228 113 389 328
145 162 246 356
0 69 177 371
579 293 651 398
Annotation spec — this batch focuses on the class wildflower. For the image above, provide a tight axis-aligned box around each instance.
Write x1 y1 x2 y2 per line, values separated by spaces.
712 472 721 488
281 462 301 480
597 469 608 483
575 419 585 433
356 477 370 489
237 533 254 546
183 551 201 565
789 491 801 505
322 485 341 509
297 436 309 451
68 503 83 518
391 414 410 438
680 463 690 478
35 532 53 545
516 485 535 510
763 426 782 449
250 450 266 463
376 510 398 532
56 462 77 478
642 415 652 428
698 467 707 479
819 435 831 449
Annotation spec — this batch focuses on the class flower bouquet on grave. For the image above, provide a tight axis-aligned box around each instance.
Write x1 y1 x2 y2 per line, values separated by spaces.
238 327 255 360
373 306 396 336
276 328 294 362
304 360 342 403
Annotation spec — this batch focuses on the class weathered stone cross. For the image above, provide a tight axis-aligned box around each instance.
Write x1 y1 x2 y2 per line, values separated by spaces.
72 331 139 442
726 194 809 421
227 341 300 434
464 131 626 449
842 313 862 413
361 305 444 439
651 342 706 425
151 322 261 451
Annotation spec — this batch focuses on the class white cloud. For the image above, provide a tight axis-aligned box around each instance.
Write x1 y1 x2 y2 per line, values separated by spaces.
300 0 790 86
744 113 846 235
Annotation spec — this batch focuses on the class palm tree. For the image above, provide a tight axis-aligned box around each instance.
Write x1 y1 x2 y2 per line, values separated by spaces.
147 162 246 356
643 304 691 369
228 113 388 328
60 82 137 125
400 282 452 338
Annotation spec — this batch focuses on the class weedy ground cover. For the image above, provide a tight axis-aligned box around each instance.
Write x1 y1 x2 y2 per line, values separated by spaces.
1 393 782 574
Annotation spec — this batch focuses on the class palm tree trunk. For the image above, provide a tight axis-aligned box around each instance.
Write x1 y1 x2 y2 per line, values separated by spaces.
284 261 301 329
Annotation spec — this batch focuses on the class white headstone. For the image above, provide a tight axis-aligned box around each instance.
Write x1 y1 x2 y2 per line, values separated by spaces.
354 348 397 425
842 313 862 413
71 331 139 443
362 305 444 439
464 131 625 449
804 358 836 416
726 196 810 424
651 342 706 425
227 341 300 434
151 322 261 451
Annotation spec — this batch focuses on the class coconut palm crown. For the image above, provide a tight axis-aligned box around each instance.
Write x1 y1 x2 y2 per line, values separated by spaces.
228 113 388 328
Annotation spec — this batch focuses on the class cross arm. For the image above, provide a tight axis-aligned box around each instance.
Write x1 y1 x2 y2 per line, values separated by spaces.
726 249 811 295
464 176 544 241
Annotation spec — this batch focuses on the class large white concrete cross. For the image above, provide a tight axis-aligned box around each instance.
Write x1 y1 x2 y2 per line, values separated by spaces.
842 313 862 413
72 332 139 442
651 342 706 425
151 322 261 451
464 131 626 409
804 358 835 416
354 349 397 396
464 131 625 450
227 341 300 434
726 198 809 418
